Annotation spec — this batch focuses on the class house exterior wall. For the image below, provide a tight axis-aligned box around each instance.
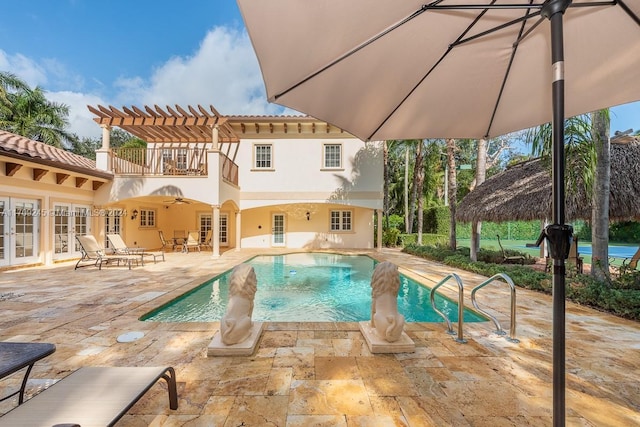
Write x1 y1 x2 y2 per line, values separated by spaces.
237 138 383 210
0 158 104 267
235 137 382 249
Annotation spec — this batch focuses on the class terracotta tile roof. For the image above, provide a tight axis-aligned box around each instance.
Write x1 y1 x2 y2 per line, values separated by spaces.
0 130 112 179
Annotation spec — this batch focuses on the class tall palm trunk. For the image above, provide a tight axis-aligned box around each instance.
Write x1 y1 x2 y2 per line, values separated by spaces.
470 138 487 261
404 147 410 233
383 140 390 229
447 138 457 250
414 141 426 245
591 110 610 280
408 141 424 236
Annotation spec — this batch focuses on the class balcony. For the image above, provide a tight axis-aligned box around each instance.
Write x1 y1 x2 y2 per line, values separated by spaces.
110 146 238 185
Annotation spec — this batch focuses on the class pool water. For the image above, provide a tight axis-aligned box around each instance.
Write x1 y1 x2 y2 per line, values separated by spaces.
142 253 486 323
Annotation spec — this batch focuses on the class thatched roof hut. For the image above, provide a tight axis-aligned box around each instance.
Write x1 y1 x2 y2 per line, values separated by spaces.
456 139 640 223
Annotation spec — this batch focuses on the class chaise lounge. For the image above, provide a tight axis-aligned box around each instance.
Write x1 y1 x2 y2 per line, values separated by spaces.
0 366 178 426
107 233 165 265
74 235 140 270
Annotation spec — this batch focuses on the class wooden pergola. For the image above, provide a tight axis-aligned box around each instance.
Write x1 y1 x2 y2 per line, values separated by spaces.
88 104 239 143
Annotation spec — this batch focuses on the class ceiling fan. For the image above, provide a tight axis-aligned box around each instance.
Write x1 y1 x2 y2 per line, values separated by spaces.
163 197 191 205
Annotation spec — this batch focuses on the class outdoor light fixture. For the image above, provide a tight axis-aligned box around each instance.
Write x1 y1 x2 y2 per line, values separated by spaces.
131 209 138 220
306 211 310 221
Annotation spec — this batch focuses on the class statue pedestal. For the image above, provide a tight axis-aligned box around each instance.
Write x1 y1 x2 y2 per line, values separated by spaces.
359 321 415 353
207 322 265 356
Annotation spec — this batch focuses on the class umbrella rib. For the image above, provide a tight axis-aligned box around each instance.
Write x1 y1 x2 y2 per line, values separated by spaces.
272 2 440 101
367 1 500 140
485 6 542 138
616 0 640 26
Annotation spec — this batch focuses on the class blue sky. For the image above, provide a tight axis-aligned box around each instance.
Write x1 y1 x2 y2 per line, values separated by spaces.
1 1 638 142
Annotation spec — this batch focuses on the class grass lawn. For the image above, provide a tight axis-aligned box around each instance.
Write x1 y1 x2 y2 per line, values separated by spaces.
457 238 639 268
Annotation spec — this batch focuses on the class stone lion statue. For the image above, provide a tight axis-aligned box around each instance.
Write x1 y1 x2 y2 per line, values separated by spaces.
220 264 258 345
370 261 405 342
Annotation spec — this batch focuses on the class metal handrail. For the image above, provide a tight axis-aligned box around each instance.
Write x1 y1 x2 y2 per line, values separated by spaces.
430 273 466 343
470 273 519 343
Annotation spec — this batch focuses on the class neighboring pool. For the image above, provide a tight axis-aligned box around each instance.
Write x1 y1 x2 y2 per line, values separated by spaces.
141 253 487 323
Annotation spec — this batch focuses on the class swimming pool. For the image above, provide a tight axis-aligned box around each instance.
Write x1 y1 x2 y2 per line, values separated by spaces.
142 253 486 323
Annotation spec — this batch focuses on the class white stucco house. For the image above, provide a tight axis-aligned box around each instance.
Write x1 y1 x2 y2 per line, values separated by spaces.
0 104 384 269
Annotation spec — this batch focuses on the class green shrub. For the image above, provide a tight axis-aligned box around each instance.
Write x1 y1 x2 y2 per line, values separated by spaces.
402 243 639 321
383 228 401 247
398 234 417 246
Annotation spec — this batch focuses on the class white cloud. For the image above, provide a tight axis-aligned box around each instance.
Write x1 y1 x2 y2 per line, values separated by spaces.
3 26 292 140
47 91 107 140
114 26 282 116
0 50 48 87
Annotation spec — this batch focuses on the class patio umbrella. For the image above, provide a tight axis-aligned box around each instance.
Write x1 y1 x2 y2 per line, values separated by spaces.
237 0 640 424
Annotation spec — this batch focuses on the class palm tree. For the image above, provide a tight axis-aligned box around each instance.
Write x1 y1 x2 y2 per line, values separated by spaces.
446 138 457 250
0 72 76 148
0 71 29 110
470 138 487 261
527 113 610 279
590 109 611 280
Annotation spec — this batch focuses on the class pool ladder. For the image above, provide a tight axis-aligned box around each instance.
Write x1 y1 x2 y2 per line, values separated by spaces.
430 272 519 344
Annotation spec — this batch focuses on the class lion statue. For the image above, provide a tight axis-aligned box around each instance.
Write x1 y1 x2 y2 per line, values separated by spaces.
370 261 405 342
220 264 258 345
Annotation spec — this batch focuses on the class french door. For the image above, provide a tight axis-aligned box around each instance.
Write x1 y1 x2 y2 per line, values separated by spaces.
52 203 91 260
0 197 40 267
271 213 285 247
198 213 228 246
104 209 123 249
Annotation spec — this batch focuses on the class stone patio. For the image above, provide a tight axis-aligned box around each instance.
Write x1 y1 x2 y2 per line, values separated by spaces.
0 248 638 426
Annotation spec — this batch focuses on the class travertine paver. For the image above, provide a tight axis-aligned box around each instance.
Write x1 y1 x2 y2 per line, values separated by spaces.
0 248 638 426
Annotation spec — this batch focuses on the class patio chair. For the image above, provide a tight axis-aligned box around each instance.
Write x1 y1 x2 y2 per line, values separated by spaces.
567 236 584 274
201 229 213 250
75 235 139 270
0 366 177 426
107 233 165 265
159 230 180 252
496 234 525 265
183 230 202 252
173 230 186 246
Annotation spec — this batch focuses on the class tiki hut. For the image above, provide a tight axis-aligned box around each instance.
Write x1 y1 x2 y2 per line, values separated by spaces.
456 138 640 223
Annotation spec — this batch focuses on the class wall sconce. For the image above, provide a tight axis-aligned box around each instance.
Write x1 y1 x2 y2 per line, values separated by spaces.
306 211 310 221
131 209 138 220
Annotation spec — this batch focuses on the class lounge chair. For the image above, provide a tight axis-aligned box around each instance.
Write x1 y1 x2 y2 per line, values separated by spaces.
0 366 178 426
496 234 525 265
74 235 139 270
107 233 165 265
611 246 640 277
183 230 202 252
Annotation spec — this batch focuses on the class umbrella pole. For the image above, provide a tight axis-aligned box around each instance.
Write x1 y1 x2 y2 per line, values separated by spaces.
544 1 573 426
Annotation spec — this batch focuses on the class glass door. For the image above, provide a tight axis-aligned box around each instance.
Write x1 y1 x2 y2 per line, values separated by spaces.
219 213 228 246
104 209 123 250
11 199 40 265
271 213 285 247
53 204 71 258
0 198 8 267
53 203 91 259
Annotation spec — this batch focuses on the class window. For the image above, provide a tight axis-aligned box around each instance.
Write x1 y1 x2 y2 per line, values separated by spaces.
139 209 156 228
324 144 342 168
254 144 272 169
330 210 352 231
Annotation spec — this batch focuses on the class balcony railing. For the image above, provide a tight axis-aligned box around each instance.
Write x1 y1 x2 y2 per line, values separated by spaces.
109 147 238 185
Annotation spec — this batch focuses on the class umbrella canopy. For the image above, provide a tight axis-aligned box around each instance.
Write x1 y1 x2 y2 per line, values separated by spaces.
238 0 640 142
238 1 640 424
457 139 640 223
